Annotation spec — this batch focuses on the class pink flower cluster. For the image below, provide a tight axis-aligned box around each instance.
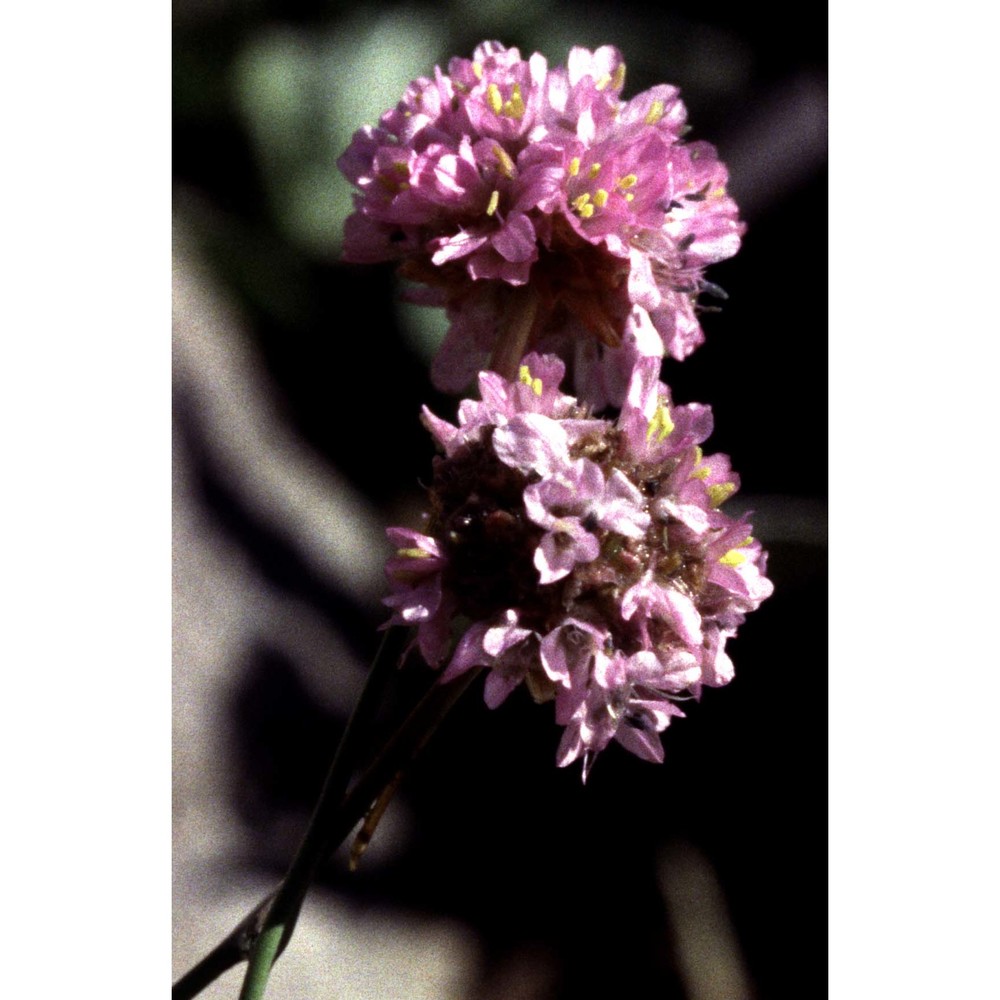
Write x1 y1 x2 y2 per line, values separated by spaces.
384 354 772 779
338 42 744 407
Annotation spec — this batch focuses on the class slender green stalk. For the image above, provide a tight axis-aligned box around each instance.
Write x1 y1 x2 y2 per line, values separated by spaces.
172 894 275 1000
234 663 482 1000
237 924 283 1000
174 627 403 1000
174 626 481 1000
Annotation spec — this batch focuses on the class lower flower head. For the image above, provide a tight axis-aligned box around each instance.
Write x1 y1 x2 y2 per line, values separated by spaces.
384 354 772 779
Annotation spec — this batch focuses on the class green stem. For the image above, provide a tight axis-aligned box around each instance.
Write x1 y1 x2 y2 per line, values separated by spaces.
235 660 481 1000
174 626 481 1000
237 924 284 1000
171 894 275 1000
174 627 403 1000
265 627 408 945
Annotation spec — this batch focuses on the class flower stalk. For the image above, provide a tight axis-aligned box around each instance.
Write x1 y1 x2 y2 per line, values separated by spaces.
173 628 481 1000
488 285 538 380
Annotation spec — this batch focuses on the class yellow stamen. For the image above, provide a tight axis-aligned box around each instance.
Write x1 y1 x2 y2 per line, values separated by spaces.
644 99 665 125
571 192 594 219
592 188 609 208
487 83 503 114
624 192 634 202
612 63 626 91
486 189 500 216
396 547 431 559
616 173 638 190
518 365 543 396
708 482 736 507
690 446 710 479
588 162 602 178
646 402 674 443
568 156 580 177
503 84 525 119
595 73 612 91
493 144 515 178
719 549 747 567
472 62 483 79
712 186 726 198
393 161 409 175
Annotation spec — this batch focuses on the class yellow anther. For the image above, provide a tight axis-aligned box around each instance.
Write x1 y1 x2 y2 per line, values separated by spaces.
568 157 581 177
572 193 594 219
518 365 543 396
588 162 602 178
493 144 516 178
393 161 409 175
487 83 503 114
616 173 638 190
486 189 500 216
719 549 747 567
644 99 665 125
472 62 483 79
595 73 612 91
612 63 626 91
690 446 710 479
503 84 525 119
624 192 634 202
708 482 736 507
645 402 674 443
397 547 432 559
712 186 726 198
593 188 609 208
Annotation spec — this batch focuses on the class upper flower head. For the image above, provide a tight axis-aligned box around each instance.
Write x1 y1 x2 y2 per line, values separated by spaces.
383 354 772 779
338 42 745 407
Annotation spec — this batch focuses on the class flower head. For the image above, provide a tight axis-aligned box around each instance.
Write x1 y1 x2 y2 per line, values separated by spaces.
339 43 744 407
383 355 771 779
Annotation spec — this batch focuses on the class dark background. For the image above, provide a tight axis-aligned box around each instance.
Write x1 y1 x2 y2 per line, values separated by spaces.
174 3 827 997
